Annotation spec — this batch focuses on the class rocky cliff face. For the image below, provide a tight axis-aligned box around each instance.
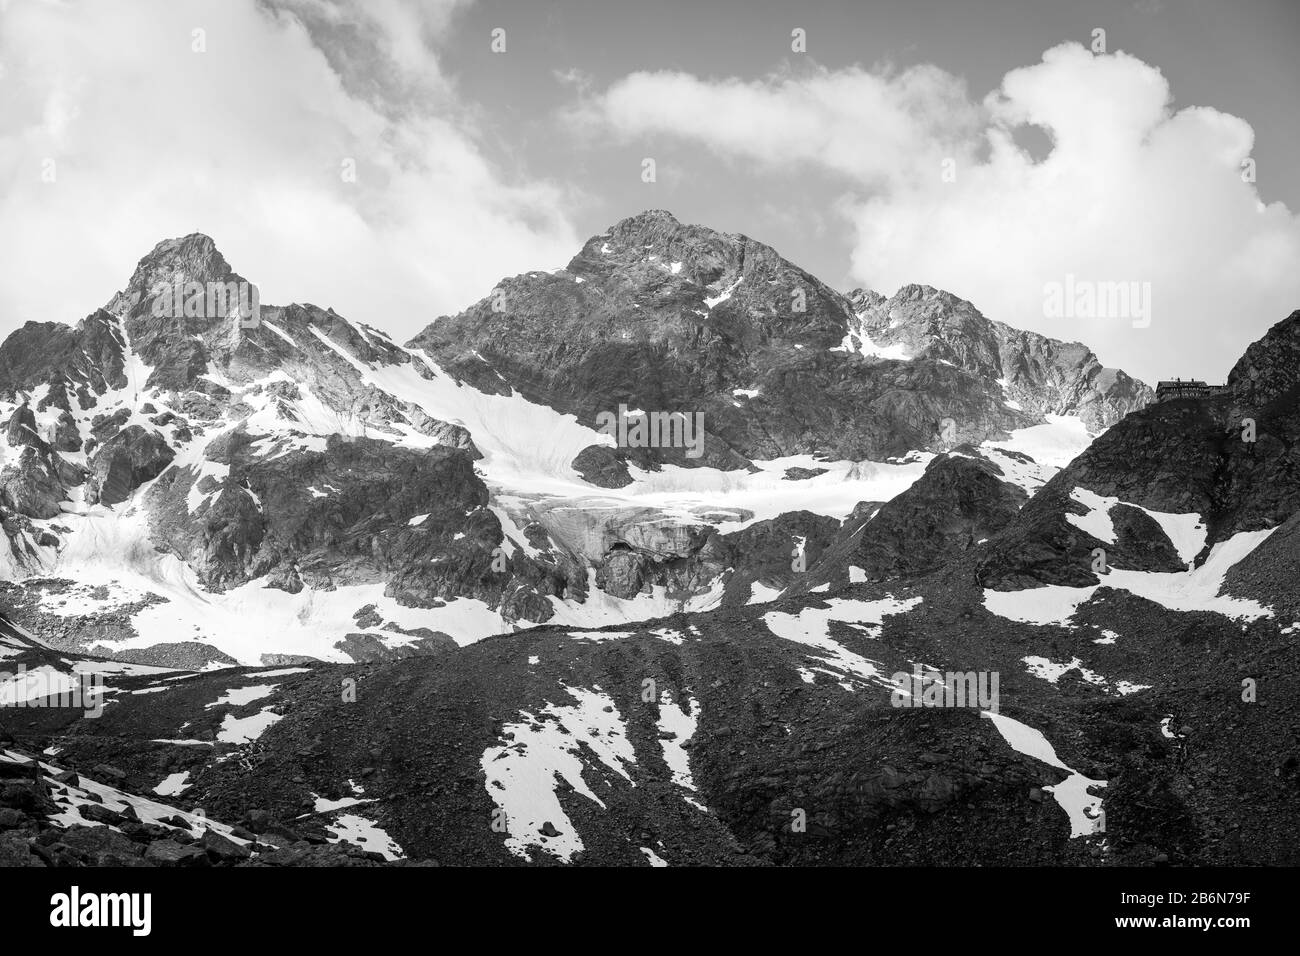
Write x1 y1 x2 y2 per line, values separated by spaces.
847 285 1152 431
1228 309 1300 409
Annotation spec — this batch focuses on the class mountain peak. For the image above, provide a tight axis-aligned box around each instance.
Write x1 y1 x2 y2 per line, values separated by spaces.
601 208 695 249
565 209 789 286
612 208 681 230
149 232 219 254
847 288 886 312
107 233 244 320
133 233 229 278
895 283 945 300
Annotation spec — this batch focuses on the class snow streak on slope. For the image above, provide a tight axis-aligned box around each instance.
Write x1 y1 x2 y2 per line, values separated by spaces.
983 529 1276 625
546 571 725 629
217 708 283 744
984 415 1095 469
1066 488 1119 543
297 329 944 531
206 683 278 708
762 596 924 689
657 689 705 811
1021 656 1150 697
0 750 249 845
1065 487 1207 563
26 500 515 663
153 771 192 796
980 713 1106 838
833 311 913 360
0 665 89 705
324 813 405 861
479 685 637 862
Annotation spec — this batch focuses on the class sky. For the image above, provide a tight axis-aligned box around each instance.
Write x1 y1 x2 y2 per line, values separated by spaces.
0 0 1297 384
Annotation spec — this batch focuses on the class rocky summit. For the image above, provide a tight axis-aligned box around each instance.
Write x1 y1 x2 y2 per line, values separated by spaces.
3 212 1296 868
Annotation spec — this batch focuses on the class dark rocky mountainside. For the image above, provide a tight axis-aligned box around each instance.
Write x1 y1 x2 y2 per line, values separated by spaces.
848 285 1151 432
785 446 1031 596
411 210 1149 470
976 310 1300 592
5 461 1299 867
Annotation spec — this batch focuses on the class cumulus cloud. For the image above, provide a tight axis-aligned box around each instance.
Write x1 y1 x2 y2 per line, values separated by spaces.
0 0 579 342
571 62 983 186
576 44 1300 382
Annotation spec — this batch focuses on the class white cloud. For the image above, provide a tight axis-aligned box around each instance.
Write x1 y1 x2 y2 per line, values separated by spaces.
571 61 981 186
577 44 1300 382
0 0 579 343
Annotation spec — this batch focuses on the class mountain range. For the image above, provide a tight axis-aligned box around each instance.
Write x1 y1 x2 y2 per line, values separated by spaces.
3 211 1297 868
0 210 1148 667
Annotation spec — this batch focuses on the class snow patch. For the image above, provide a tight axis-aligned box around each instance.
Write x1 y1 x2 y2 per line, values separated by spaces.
325 813 404 861
217 707 283 744
981 712 1105 838
763 596 923 690
657 689 704 810
983 528 1275 624
153 771 191 796
704 277 742 309
480 685 636 862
